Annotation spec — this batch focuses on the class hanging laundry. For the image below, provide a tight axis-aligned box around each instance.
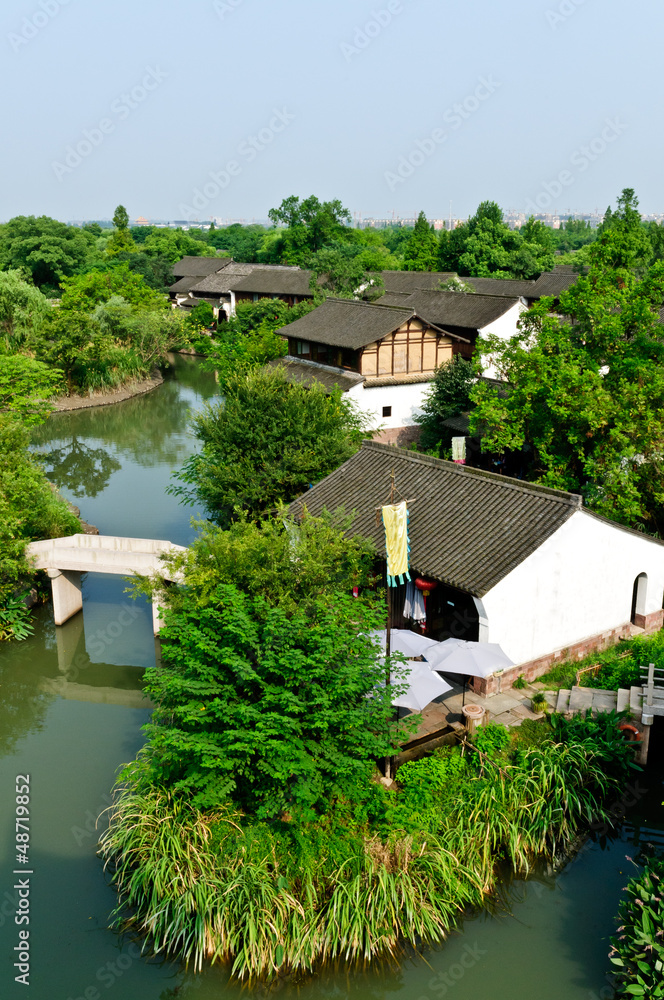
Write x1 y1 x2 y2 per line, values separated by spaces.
452 436 467 464
403 580 415 619
381 501 411 587
412 586 426 624
402 581 426 624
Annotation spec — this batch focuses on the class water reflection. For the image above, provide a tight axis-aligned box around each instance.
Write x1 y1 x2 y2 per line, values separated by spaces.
31 355 219 476
0 612 58 755
35 437 122 498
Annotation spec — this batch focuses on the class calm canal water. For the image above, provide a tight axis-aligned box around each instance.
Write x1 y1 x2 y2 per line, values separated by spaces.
1 354 662 999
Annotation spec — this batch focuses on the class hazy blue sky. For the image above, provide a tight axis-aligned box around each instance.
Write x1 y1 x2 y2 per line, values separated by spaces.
1 0 659 223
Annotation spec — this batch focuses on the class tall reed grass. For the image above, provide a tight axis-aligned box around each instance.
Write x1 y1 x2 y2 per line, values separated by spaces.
100 713 635 980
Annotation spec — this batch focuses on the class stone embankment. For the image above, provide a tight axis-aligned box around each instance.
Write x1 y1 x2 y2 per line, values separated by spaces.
52 371 163 412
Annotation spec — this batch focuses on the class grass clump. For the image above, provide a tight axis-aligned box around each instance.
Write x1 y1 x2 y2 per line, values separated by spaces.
609 858 664 998
101 711 637 980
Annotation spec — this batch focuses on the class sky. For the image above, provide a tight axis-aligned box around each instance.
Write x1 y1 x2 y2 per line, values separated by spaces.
0 0 660 224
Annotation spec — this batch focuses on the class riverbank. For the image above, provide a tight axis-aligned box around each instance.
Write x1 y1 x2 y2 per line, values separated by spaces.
102 712 636 980
51 371 164 412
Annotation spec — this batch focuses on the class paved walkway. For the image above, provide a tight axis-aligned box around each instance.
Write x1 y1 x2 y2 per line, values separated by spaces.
404 679 552 748
406 680 645 753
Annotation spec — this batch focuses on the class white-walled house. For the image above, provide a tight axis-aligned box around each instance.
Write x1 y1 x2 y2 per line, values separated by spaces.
275 294 528 444
292 442 664 695
277 297 473 445
396 289 528 379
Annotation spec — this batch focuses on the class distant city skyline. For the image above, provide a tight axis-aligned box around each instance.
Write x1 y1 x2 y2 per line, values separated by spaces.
2 0 657 224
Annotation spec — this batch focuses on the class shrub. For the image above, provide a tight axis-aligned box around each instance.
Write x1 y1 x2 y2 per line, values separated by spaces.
609 859 664 998
170 365 369 526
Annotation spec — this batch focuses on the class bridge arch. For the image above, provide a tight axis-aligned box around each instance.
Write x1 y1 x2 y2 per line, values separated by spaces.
26 534 185 634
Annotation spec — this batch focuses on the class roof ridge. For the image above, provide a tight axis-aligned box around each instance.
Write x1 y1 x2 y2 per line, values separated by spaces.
326 297 413 313
406 289 521 305
360 440 582 507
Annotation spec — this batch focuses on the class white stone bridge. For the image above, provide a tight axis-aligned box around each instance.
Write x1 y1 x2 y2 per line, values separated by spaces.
26 534 186 634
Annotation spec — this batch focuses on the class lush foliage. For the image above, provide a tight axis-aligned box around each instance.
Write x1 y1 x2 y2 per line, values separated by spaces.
403 211 439 271
0 269 52 351
0 355 63 425
0 595 35 642
609 859 664 998
0 414 80 611
131 584 398 818
171 365 368 526
416 355 476 455
439 201 556 279
102 711 637 979
124 511 403 820
471 191 664 534
0 215 98 292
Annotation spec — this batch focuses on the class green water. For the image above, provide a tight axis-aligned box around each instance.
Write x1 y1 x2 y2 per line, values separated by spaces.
1 354 663 999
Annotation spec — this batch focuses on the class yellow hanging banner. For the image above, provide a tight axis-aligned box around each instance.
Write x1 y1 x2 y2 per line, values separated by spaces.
381 501 411 587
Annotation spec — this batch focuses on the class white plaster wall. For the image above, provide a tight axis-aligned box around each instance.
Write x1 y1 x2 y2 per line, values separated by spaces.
346 380 430 430
479 300 528 379
480 509 664 665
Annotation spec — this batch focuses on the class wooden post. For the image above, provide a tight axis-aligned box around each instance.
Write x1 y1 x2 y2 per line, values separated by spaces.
647 663 655 708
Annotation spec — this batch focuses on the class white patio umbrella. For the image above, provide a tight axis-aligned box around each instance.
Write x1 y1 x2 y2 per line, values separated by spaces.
424 638 514 679
370 628 440 659
391 660 452 712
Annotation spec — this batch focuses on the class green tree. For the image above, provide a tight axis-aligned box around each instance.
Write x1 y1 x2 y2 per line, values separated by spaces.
142 228 223 264
416 356 476 454
0 215 97 291
403 212 439 271
595 187 651 270
59 264 164 311
0 269 51 351
470 225 664 532
0 356 63 425
170 366 368 526
0 415 80 605
107 206 136 256
267 196 352 264
207 223 270 262
306 246 381 297
36 310 102 394
438 201 554 278
132 512 398 818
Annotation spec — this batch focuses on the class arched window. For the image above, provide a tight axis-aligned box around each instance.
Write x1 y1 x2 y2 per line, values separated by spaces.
631 573 648 626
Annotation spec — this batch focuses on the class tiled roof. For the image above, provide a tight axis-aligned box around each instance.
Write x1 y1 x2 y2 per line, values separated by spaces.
527 271 582 298
376 271 457 294
169 275 207 295
172 255 231 277
191 263 301 295
372 291 415 307
364 373 434 387
279 297 469 351
464 277 536 297
290 440 582 597
279 298 415 350
231 269 314 296
401 289 521 330
267 357 365 393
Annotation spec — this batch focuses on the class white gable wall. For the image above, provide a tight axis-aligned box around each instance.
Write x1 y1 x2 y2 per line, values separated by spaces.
479 300 528 379
346 380 429 432
480 509 664 666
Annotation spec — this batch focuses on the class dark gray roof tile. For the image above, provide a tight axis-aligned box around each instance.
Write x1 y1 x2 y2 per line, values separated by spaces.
290 440 581 596
267 357 365 392
172 255 231 277
400 289 521 330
